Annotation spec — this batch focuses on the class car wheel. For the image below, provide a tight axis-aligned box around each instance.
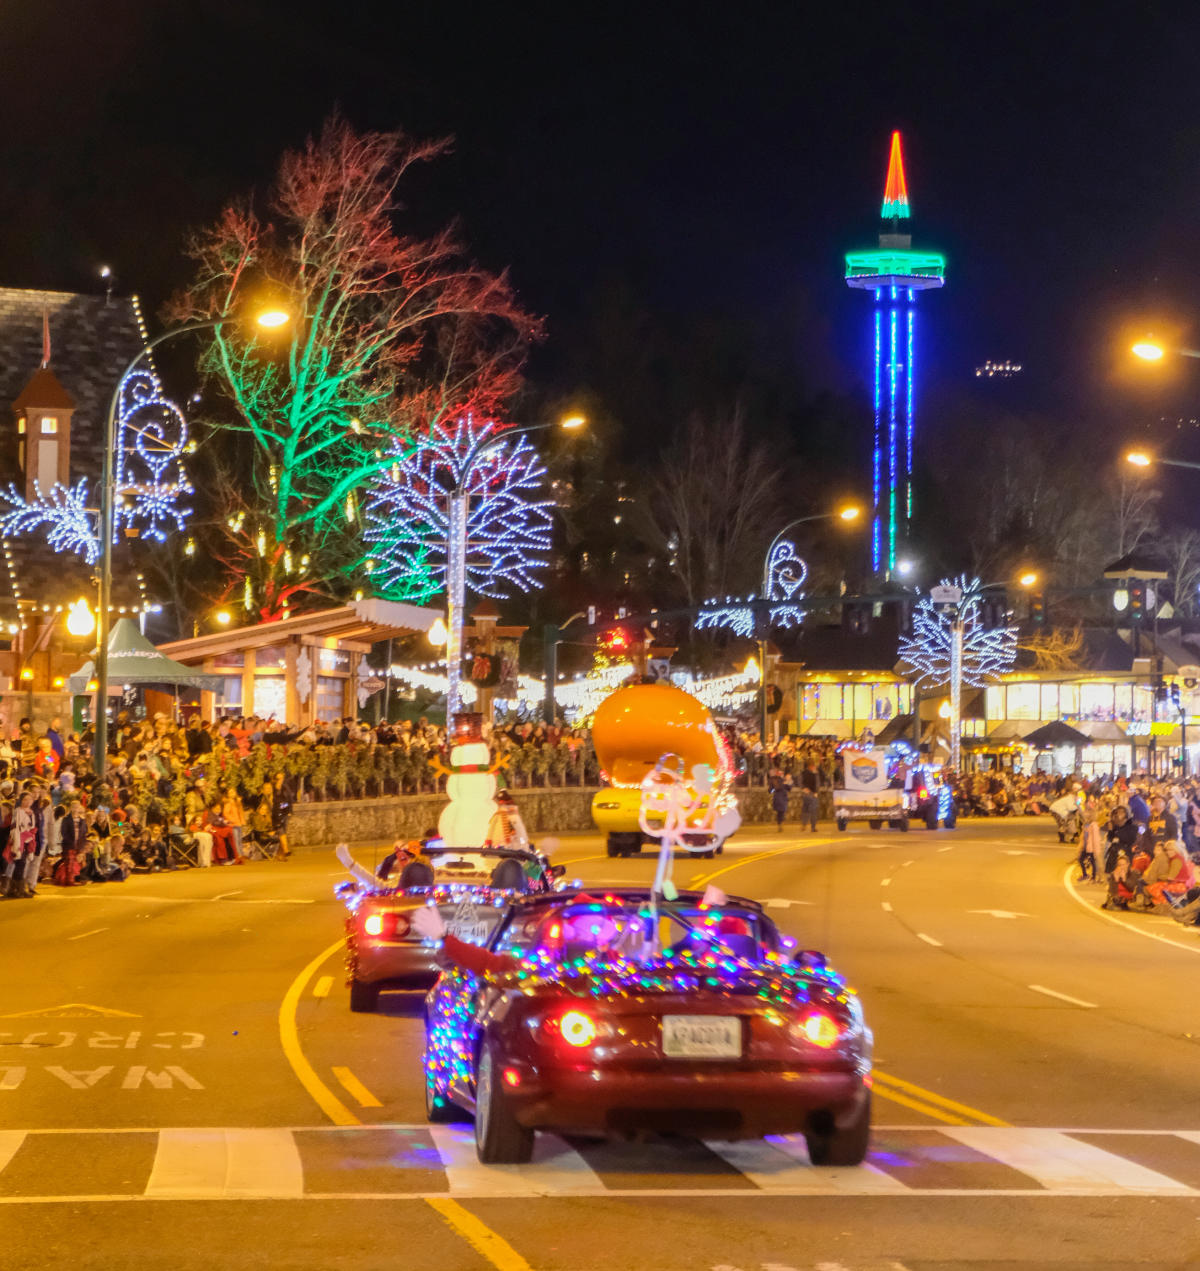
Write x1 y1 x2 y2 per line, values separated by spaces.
425 1061 461 1123
836 818 847 832
925 811 937 830
716 843 724 855
805 1091 871 1167
606 835 620 858
349 978 379 1013
868 819 882 831
474 1044 534 1164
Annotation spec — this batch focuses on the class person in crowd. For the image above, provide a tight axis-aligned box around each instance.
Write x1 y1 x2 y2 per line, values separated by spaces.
221 784 246 858
1076 793 1103 882
1128 786 1151 829
56 798 88 886
769 774 791 832
1 789 37 897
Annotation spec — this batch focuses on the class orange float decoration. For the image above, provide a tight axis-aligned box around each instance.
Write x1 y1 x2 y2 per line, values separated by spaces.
590 682 741 858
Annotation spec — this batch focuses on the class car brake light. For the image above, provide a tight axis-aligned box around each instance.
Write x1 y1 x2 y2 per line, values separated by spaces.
502 1066 522 1088
557 1009 597 1047
364 914 384 936
364 912 410 939
798 1011 842 1048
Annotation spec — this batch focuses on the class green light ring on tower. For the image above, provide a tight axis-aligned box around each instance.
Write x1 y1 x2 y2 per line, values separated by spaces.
844 250 946 283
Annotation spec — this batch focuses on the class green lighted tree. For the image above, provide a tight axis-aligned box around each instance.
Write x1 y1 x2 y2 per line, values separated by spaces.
173 115 538 619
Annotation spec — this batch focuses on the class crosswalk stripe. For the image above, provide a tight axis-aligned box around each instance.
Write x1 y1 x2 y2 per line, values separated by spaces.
428 1125 603 1195
146 1128 304 1198
943 1128 1194 1194
0 1132 24 1176
708 1136 909 1193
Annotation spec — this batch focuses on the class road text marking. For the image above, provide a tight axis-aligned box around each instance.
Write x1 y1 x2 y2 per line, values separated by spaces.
313 976 333 999
916 932 942 947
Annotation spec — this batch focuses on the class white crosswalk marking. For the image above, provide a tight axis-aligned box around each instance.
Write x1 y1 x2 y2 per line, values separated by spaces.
0 1131 24 1175
943 1128 1193 1194
708 1137 909 1193
145 1128 304 1198
428 1124 603 1195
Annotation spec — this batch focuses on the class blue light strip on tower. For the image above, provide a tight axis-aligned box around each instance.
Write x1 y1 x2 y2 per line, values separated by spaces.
888 301 899 572
873 300 882 572
906 302 915 520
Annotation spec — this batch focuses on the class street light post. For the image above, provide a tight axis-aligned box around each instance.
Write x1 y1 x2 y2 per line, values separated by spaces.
443 416 583 719
93 310 289 779
757 506 860 744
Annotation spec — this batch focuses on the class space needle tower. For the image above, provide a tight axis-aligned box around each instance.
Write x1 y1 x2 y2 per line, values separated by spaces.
845 132 945 576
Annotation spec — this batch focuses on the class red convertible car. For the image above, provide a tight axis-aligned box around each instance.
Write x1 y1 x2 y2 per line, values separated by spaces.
423 887 872 1165
339 845 565 1012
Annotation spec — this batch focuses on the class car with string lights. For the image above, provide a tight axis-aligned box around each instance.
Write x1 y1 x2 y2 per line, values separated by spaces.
338 844 567 1012
422 886 872 1165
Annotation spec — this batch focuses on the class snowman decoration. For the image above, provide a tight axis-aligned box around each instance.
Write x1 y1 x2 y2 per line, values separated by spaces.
437 713 498 847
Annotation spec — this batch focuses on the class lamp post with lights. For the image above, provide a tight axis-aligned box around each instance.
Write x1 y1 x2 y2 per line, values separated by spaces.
93 308 290 777
756 505 861 744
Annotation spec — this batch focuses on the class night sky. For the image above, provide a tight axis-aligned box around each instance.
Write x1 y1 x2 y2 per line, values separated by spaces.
5 1 1200 457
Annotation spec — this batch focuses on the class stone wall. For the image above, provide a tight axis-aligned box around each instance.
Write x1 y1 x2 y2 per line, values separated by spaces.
289 785 835 848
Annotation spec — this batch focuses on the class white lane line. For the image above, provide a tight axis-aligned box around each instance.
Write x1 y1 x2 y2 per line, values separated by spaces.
1062 864 1200 956
145 1129 303 1198
916 932 943 947
0 1131 25 1174
1028 984 1097 1009
881 901 893 912
754 1135 909 1192
313 976 334 998
212 891 244 901
428 1125 602 1195
944 1127 1192 1194
66 928 108 941
880 877 892 887
902 860 914 867
937 845 955 853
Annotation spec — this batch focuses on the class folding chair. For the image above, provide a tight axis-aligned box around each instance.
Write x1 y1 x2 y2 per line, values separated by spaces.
245 831 281 861
168 828 198 868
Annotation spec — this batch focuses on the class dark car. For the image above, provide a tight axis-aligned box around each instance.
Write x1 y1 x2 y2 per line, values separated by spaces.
339 845 566 1012
422 887 872 1166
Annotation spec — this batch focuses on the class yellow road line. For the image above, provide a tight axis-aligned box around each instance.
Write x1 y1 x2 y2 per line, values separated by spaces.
426 1197 535 1271
691 839 832 888
874 1072 1009 1127
871 1082 970 1125
278 938 362 1127
332 1066 383 1108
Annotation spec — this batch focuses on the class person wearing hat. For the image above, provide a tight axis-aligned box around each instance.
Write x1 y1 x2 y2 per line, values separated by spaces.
486 787 530 852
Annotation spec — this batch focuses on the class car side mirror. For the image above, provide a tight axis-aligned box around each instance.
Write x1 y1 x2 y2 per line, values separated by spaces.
794 949 827 968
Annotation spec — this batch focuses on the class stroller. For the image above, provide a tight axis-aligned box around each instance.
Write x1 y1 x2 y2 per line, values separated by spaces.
1049 794 1082 843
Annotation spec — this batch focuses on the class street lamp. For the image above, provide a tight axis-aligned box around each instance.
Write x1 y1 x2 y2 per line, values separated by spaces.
93 306 290 777
756 504 862 743
1131 338 1200 361
444 414 584 717
1126 448 1200 473
66 598 96 638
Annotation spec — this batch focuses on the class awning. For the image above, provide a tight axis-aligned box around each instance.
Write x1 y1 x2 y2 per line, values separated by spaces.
68 618 225 694
1023 720 1091 750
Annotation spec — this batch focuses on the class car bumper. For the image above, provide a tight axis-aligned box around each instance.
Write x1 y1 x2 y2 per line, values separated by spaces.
352 940 438 988
502 1064 869 1138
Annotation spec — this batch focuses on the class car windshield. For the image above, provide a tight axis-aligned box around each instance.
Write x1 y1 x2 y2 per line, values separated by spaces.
494 898 765 964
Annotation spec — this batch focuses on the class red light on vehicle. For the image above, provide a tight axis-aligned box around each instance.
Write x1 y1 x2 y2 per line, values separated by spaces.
364 913 384 937
799 1011 842 1049
502 1067 522 1088
917 787 927 799
392 914 410 939
557 1009 597 1048
547 923 561 940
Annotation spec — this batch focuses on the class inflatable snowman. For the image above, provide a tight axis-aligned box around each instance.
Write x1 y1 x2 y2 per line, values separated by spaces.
437 713 498 847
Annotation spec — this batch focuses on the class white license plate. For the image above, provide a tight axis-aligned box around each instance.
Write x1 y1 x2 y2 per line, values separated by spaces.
661 1015 741 1059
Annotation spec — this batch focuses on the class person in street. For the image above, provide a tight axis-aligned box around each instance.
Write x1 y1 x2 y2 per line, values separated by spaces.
769 775 790 832
1076 794 1102 882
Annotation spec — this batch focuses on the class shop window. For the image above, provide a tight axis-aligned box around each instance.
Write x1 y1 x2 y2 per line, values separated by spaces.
1080 683 1115 722
1006 683 1039 720
316 675 344 722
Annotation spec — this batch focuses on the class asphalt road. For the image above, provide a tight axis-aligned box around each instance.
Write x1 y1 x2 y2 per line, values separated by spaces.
4 817 1200 1270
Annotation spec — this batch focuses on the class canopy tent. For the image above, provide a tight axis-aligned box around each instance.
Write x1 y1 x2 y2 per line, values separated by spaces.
68 618 225 694
1023 720 1091 750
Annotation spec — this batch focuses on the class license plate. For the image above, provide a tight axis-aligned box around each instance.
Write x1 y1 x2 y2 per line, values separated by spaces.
661 1015 741 1059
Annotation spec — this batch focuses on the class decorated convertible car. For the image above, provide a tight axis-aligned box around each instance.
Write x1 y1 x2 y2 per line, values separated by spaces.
422 887 872 1164
339 844 566 1012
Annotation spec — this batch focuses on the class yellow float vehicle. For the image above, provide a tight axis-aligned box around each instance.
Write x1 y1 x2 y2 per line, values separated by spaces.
590 681 741 858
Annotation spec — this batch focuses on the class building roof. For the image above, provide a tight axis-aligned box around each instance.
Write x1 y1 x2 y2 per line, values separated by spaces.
13 366 75 411
159 598 444 663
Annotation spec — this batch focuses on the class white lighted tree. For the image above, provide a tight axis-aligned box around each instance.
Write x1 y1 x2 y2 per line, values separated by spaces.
898 575 1016 770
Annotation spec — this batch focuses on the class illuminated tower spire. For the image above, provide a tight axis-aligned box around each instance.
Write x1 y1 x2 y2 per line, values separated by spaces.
845 132 945 575
881 130 910 220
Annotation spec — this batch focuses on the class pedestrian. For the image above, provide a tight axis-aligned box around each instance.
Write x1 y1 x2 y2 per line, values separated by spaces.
769 776 790 832
800 785 819 832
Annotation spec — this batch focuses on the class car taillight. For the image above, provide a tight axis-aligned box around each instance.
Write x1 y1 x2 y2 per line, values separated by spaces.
539 1007 600 1048
363 912 410 939
558 1010 597 1047
798 1010 842 1049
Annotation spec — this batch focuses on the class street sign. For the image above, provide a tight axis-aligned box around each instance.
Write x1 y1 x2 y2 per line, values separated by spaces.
930 584 962 607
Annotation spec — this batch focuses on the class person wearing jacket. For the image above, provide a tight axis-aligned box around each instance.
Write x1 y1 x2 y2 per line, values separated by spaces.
1 790 37 897
56 800 89 886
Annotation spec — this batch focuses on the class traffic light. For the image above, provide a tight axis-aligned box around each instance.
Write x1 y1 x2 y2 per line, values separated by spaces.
1129 583 1146 623
1029 593 1046 625
600 626 630 654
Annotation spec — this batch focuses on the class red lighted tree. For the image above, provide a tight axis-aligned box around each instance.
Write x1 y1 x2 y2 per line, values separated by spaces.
173 115 539 619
